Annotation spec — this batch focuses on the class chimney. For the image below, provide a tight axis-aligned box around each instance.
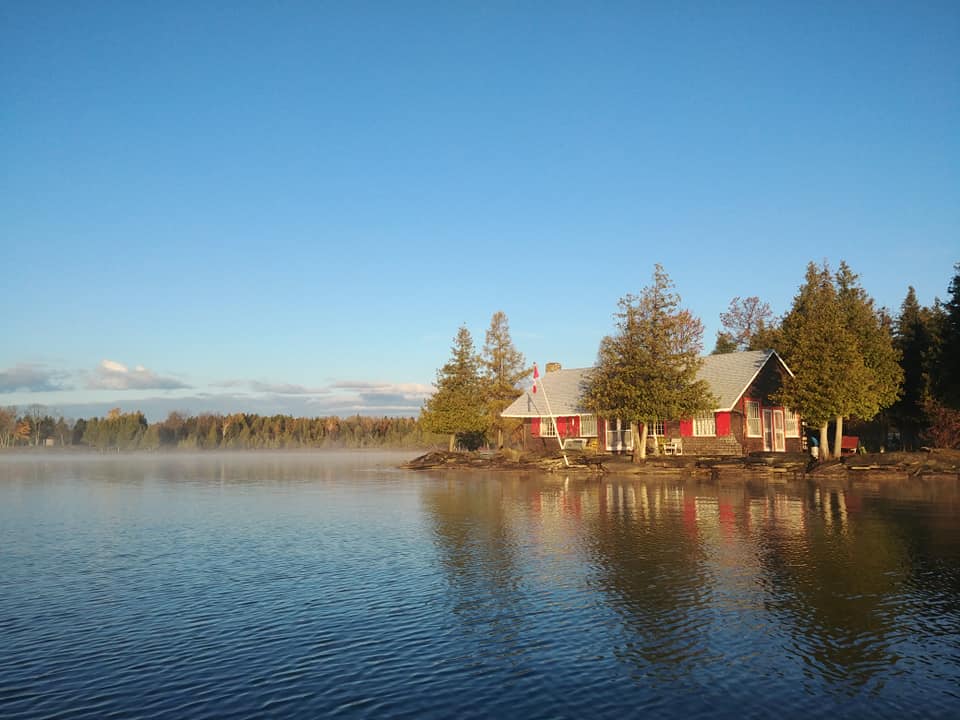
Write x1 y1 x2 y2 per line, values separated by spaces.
545 362 562 373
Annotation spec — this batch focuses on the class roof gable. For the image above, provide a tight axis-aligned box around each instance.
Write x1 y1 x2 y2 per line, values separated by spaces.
501 368 592 417
697 349 784 411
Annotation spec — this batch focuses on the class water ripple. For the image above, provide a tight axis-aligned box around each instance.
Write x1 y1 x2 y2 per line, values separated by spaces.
1 458 959 718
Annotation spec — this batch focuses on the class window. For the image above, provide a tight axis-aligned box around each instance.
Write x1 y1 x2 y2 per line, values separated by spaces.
606 418 633 452
580 415 598 437
746 401 762 437
540 417 556 437
646 419 665 437
784 410 799 437
693 412 716 437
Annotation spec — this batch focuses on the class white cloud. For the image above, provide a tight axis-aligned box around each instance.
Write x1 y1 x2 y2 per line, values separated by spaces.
87 360 190 390
100 359 128 373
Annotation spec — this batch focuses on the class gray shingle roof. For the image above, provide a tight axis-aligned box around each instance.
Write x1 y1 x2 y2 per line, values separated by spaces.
501 368 593 417
501 350 789 417
698 349 786 410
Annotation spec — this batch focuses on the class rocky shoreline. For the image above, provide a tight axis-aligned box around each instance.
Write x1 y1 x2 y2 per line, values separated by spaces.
402 448 960 481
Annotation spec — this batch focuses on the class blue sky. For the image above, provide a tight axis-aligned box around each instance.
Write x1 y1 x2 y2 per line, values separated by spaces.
2 1 958 420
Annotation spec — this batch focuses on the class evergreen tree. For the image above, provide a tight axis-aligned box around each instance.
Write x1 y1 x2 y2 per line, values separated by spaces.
747 322 783 353
833 261 902 453
892 287 935 449
420 325 489 451
711 331 738 355
584 265 714 461
932 263 960 410
481 311 531 448
776 262 867 459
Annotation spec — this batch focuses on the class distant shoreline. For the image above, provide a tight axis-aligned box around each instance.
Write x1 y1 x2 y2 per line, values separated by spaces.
0 446 431 457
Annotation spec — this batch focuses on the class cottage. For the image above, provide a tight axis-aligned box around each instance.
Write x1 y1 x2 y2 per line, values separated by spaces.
501 349 803 456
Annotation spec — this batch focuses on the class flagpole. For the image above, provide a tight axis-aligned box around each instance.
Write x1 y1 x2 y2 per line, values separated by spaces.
533 363 570 468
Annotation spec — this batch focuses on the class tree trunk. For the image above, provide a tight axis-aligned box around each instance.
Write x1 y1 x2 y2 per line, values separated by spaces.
448 433 456 452
632 421 647 462
496 428 503 449
819 423 830 460
833 415 844 461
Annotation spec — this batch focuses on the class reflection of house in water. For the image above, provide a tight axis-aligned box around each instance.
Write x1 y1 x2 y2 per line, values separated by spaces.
748 493 808 536
530 480 820 555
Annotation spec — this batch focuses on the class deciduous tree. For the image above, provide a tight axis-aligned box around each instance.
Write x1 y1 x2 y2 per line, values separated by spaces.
584 265 714 461
717 296 774 352
13 419 31 445
27 403 46 446
0 406 16 448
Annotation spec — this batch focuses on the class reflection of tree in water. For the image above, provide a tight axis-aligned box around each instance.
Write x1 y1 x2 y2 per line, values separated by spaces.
757 486 921 693
420 474 528 671
583 479 712 681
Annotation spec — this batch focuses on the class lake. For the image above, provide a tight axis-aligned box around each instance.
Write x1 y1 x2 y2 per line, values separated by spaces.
1 452 958 719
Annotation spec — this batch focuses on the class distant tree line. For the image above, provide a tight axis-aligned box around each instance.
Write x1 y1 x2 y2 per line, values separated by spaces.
0 406 443 451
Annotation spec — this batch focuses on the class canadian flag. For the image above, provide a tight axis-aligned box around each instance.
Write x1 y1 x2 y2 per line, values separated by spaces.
532 363 539 394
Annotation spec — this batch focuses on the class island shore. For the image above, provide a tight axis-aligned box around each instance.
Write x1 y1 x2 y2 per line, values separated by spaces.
402 448 960 482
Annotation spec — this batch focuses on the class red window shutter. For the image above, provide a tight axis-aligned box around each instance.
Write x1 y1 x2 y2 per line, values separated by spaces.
716 412 731 436
572 416 580 437
531 418 541 437
680 419 693 437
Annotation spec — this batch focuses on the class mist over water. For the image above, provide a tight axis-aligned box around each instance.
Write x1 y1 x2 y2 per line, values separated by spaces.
1 453 958 719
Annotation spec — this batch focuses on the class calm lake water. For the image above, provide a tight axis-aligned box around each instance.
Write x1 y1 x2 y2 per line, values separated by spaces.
1 452 958 719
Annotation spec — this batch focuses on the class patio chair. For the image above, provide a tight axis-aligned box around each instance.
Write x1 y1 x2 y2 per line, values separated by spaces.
663 438 683 455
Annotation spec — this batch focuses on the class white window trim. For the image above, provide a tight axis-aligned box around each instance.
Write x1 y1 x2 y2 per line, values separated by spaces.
693 412 716 437
746 400 762 438
580 414 598 438
646 419 665 437
539 417 557 437
605 418 634 451
784 410 800 438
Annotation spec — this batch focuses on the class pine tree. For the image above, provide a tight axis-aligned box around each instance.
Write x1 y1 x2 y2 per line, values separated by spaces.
420 325 489 451
932 263 960 410
892 287 934 449
481 311 531 448
711 331 738 355
584 265 714 461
